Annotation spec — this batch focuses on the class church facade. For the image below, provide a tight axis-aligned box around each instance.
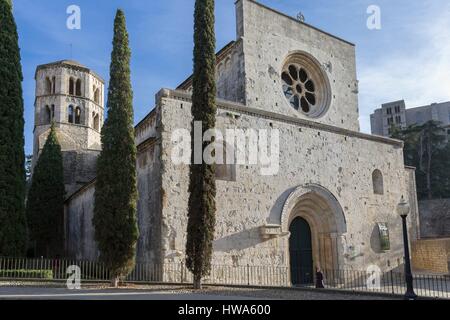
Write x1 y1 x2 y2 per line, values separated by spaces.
33 0 419 285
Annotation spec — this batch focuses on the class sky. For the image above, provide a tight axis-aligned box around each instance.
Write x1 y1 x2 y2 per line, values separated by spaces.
12 0 450 155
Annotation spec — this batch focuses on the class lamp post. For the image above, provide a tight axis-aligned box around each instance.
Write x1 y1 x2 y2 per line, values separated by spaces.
396 196 417 300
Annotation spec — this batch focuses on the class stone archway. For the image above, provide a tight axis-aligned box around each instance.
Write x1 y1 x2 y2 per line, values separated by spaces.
281 184 347 277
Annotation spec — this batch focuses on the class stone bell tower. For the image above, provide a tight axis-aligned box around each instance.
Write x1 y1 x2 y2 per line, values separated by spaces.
33 60 105 197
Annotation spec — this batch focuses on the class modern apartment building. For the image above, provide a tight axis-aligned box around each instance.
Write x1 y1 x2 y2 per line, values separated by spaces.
370 100 450 138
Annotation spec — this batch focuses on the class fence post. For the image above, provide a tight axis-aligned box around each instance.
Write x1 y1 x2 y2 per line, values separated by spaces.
390 270 395 295
247 264 250 286
181 262 184 284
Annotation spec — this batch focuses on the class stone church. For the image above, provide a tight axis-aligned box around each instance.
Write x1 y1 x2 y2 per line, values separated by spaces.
32 0 419 285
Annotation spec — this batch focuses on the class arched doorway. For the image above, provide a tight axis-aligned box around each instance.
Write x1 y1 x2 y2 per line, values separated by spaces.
289 217 313 285
280 184 347 285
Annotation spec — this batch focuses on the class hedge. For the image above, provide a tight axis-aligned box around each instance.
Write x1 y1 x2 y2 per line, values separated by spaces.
0 269 53 279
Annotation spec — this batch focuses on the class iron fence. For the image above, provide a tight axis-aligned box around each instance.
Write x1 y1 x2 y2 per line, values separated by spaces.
0 257 449 299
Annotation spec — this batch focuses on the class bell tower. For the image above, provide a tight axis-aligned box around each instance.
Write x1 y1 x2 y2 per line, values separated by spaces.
33 60 105 197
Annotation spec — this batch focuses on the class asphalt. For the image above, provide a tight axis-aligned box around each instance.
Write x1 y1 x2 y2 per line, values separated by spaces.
0 286 263 300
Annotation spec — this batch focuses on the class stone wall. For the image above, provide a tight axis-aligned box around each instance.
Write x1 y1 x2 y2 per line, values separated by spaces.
412 238 450 274
157 89 415 272
65 182 98 261
135 109 163 263
65 108 164 263
419 199 450 238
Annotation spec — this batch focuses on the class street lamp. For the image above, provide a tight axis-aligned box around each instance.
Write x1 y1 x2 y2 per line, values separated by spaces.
396 196 417 300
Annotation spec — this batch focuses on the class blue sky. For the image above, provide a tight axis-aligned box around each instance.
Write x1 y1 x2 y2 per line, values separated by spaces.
12 0 450 154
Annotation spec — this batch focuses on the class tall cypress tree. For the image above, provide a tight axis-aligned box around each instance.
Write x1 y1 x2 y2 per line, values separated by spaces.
0 0 27 256
26 124 65 258
93 9 138 288
186 0 217 290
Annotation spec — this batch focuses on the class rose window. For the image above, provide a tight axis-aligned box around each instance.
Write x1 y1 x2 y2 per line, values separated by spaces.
282 65 317 114
280 53 331 118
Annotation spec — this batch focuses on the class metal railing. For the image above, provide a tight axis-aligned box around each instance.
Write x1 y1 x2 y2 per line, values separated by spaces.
1 257 449 299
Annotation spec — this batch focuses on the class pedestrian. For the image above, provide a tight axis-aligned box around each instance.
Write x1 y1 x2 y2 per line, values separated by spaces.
315 267 325 289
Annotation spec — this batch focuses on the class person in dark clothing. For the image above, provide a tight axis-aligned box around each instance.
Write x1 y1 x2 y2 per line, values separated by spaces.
315 267 325 288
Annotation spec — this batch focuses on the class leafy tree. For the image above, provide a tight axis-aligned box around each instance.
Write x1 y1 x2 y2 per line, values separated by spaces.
415 121 445 200
26 124 65 257
186 0 217 290
391 121 449 200
0 0 27 256
431 142 450 198
93 9 138 288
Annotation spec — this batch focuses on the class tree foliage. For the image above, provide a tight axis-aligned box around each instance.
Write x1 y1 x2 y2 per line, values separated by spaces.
26 124 65 257
186 0 217 290
0 0 27 256
93 9 138 287
391 121 450 200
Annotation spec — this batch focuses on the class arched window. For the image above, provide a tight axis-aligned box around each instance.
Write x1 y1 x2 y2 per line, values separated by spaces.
44 105 51 124
45 77 52 94
52 76 56 94
94 88 100 104
93 113 100 131
75 107 82 124
372 169 384 195
76 79 82 96
68 105 74 123
69 78 75 95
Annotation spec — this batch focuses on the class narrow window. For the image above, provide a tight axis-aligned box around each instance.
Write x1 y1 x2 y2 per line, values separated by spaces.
45 77 52 94
75 107 81 124
93 113 100 131
94 88 100 104
372 169 384 195
68 105 74 123
52 76 56 94
44 105 51 124
69 78 75 95
51 105 55 120
76 79 82 96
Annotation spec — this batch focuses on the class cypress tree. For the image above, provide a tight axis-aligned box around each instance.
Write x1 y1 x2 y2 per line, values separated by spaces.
26 124 65 257
93 9 138 288
0 0 27 256
186 0 217 290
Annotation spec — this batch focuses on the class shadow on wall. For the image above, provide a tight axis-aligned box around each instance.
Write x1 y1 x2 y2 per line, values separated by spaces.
268 187 296 225
419 199 450 238
213 227 269 253
370 224 383 254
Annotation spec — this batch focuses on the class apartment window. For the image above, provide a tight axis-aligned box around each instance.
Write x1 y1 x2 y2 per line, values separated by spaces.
386 108 392 115
395 116 402 124
395 106 401 113
387 117 394 126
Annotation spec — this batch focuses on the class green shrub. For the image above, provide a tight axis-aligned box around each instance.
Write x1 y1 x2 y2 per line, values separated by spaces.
0 269 53 279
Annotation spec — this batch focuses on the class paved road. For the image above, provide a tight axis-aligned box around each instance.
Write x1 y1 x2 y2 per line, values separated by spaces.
0 287 262 300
